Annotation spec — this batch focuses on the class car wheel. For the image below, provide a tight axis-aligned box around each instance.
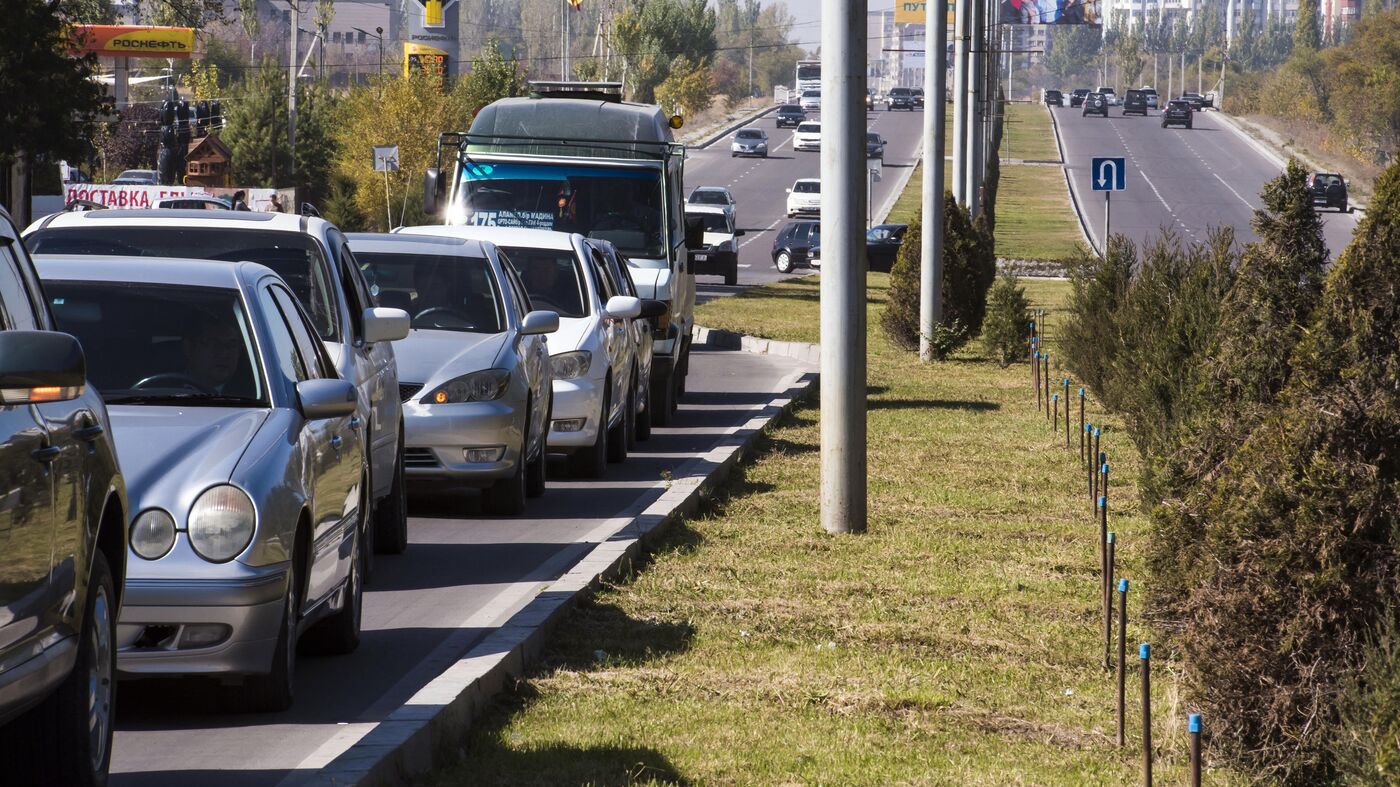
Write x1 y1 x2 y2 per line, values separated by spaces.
730 152 736 158
373 424 408 556
650 366 676 428
525 396 548 498
3 551 117 787
623 370 640 451
635 371 652 441
724 255 738 286
776 251 794 273
569 388 609 478
304 476 366 655
607 379 631 463
230 554 299 713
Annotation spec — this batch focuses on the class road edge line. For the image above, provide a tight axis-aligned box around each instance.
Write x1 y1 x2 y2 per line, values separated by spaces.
311 351 818 787
1212 110 1369 214
875 135 923 226
689 103 782 150
1047 108 1100 256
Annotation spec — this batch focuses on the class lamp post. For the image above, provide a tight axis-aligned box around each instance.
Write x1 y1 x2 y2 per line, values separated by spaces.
352 26 385 79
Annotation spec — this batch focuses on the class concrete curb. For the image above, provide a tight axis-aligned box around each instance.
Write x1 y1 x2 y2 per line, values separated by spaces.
688 103 781 150
692 325 822 366
1213 110 1369 214
1047 108 1100 256
310 357 817 786
874 135 923 226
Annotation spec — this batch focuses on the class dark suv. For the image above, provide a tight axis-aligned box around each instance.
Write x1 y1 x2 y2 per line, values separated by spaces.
1162 99 1193 129
887 87 915 111
1069 88 1091 107
1306 172 1350 212
0 208 127 786
1180 92 1207 111
1044 89 1063 107
776 104 807 128
1082 92 1109 117
1123 89 1148 115
772 220 820 273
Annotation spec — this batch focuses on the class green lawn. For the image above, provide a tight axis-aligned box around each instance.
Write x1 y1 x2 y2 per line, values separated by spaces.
423 277 1241 786
996 165 1088 260
999 102 1060 162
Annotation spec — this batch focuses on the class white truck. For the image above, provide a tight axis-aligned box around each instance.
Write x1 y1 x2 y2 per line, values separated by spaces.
422 81 703 425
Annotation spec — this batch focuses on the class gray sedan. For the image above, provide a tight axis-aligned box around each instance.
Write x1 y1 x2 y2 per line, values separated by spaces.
36 255 368 713
348 233 558 515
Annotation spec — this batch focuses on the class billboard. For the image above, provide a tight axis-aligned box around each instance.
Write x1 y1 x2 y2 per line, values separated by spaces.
998 0 1101 24
403 0 459 76
61 184 290 212
895 1 955 25
70 25 195 59
404 42 450 79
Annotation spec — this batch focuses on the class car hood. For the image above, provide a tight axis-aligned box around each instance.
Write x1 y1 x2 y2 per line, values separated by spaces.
628 263 672 301
550 316 593 354
109 406 269 512
394 330 509 385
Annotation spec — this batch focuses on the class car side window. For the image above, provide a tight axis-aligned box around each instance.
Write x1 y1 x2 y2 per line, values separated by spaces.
497 256 528 318
258 286 308 383
609 252 637 297
271 286 333 380
794 224 809 242
0 245 40 331
590 250 618 300
333 240 368 342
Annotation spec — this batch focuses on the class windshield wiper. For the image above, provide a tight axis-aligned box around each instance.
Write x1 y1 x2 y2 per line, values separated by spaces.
103 392 261 406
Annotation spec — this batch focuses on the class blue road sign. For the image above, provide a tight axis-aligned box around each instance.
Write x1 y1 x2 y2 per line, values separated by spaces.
1091 157 1126 191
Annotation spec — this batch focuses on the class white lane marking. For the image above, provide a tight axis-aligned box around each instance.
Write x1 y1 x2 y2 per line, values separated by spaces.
738 263 752 268
1213 172 1255 210
738 216 783 250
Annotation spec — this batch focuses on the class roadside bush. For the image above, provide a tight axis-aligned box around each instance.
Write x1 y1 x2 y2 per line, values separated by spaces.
1332 617 1400 784
881 193 996 357
1179 161 1400 782
322 174 366 232
980 273 1031 367
1057 234 1135 406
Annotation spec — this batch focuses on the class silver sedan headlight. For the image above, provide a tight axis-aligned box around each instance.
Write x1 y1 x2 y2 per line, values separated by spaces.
423 369 511 403
131 509 176 560
188 485 256 563
551 351 592 380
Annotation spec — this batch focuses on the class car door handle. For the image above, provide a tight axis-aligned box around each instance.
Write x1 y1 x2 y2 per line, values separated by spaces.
348 416 362 430
75 423 105 442
330 435 343 451
32 445 61 463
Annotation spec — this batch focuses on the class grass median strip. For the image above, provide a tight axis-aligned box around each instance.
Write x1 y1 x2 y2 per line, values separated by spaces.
421 279 1234 784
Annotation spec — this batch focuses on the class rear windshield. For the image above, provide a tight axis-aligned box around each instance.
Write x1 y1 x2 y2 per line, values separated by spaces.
689 190 729 205
779 105 803 113
27 226 340 340
793 181 820 194
736 130 764 139
803 90 820 97
797 123 821 133
355 252 504 333
687 212 732 233
499 246 588 319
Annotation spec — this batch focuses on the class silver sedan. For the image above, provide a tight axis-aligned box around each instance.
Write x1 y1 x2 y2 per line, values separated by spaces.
36 255 368 713
348 233 558 515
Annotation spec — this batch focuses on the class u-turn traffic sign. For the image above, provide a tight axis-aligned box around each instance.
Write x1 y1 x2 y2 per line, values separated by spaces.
1091 157 1126 191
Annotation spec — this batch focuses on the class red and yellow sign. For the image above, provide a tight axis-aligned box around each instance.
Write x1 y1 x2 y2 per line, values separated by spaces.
404 42 449 79
895 1 955 25
71 25 195 59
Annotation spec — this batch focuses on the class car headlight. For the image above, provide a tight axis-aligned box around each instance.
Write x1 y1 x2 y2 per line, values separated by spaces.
423 369 511 403
551 351 592 380
188 485 256 563
131 509 176 560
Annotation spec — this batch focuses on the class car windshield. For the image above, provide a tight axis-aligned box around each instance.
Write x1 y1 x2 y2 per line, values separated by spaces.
803 90 820 97
867 133 882 144
45 281 265 406
794 182 820 194
780 105 803 113
736 130 764 139
26 227 340 340
689 190 728 204
688 213 732 233
797 123 820 133
355 252 504 333
499 246 588 318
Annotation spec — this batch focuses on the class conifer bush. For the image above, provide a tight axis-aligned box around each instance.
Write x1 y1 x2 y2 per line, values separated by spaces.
980 273 1031 367
1057 235 1135 406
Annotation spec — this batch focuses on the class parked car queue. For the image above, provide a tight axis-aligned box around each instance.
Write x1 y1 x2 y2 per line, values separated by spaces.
0 204 677 786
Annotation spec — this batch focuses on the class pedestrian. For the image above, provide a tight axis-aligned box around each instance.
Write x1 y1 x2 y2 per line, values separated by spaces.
231 190 251 211
269 194 285 213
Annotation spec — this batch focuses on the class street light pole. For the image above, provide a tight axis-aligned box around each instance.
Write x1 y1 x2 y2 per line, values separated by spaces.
952 0 970 206
820 0 868 535
289 0 298 177
966 0 983 217
920 0 948 361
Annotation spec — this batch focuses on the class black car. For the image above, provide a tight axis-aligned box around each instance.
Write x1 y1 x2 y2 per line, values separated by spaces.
1082 92 1109 117
1122 89 1148 116
887 87 915 111
911 88 925 108
1162 99 1193 128
1306 172 1350 212
866 132 886 160
1044 89 1064 107
0 207 127 786
772 220 820 273
809 223 908 273
776 104 807 128
1180 92 1207 111
1069 88 1091 107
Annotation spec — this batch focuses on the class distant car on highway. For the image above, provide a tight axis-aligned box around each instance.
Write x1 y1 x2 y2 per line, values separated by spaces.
1082 93 1109 117
771 219 819 273
1070 88 1090 107
1162 99 1193 129
911 87 925 107
1043 89 1064 107
1123 89 1149 116
686 186 736 222
775 104 807 128
348 232 557 514
112 169 157 185
799 89 821 112
730 127 769 158
793 121 822 152
810 223 908 273
685 205 743 286
887 87 916 111
865 90 876 111
1306 172 1350 212
1141 86 1159 109
1097 86 1119 105
1180 92 1207 111
866 131 886 160
38 254 368 714
785 178 821 218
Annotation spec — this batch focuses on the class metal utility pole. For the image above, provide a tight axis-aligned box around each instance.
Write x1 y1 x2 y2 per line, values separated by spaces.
952 0 970 206
920 0 948 361
966 0 984 217
820 0 868 535
289 1 298 176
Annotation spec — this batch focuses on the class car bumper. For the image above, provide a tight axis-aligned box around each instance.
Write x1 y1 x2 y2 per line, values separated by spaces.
793 140 820 151
116 566 289 677
400 398 525 485
731 147 767 156
549 375 605 449
690 251 735 275
788 205 820 215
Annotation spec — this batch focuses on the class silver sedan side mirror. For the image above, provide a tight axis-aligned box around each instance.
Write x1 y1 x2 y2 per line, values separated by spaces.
297 379 358 420
363 307 410 343
520 310 559 336
604 295 642 319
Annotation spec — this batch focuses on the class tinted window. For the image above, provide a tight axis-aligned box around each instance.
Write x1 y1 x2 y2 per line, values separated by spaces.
258 286 309 383
689 190 729 205
688 213 732 233
867 133 882 144
27 227 340 341
47 281 265 405
270 286 331 379
794 182 820 194
355 252 505 333
797 123 821 133
0 248 39 331
736 130 764 139
499 246 588 319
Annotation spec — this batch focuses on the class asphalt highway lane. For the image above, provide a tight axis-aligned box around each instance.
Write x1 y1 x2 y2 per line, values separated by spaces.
686 105 928 302
1054 105 1359 257
107 345 812 786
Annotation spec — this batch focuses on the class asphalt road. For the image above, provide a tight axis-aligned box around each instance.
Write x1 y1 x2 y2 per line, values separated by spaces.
1054 104 1359 256
108 345 812 786
685 105 928 302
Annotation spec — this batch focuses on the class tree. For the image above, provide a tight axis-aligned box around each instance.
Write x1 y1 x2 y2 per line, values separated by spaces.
454 38 526 117
61 0 115 23
238 0 259 63
140 0 223 28
1044 24 1101 84
654 57 714 117
612 0 717 102
1114 26 1146 86
294 83 337 208
222 59 291 186
1294 0 1321 52
980 274 1033 366
95 104 161 178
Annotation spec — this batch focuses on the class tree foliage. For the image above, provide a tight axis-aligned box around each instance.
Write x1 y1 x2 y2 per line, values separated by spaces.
1044 24 1101 84
711 0 804 99
222 58 291 186
1294 0 1321 52
654 57 713 117
457 38 526 117
613 0 717 102
980 274 1033 367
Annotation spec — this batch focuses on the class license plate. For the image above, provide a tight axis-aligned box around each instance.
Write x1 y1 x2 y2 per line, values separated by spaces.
693 254 708 261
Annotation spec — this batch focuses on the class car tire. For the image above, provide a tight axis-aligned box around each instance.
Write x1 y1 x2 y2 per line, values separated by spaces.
724 254 738 286
229 554 300 713
635 372 652 441
608 379 631 463
3 551 117 787
651 366 676 428
482 447 528 515
624 370 640 451
730 152 736 158
525 397 548 498
775 251 794 273
304 477 366 656
373 423 408 556
569 388 609 478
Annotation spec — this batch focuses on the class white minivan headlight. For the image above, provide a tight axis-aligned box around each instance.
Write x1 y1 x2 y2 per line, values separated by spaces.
188 485 256 563
131 509 176 560
551 351 592 380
